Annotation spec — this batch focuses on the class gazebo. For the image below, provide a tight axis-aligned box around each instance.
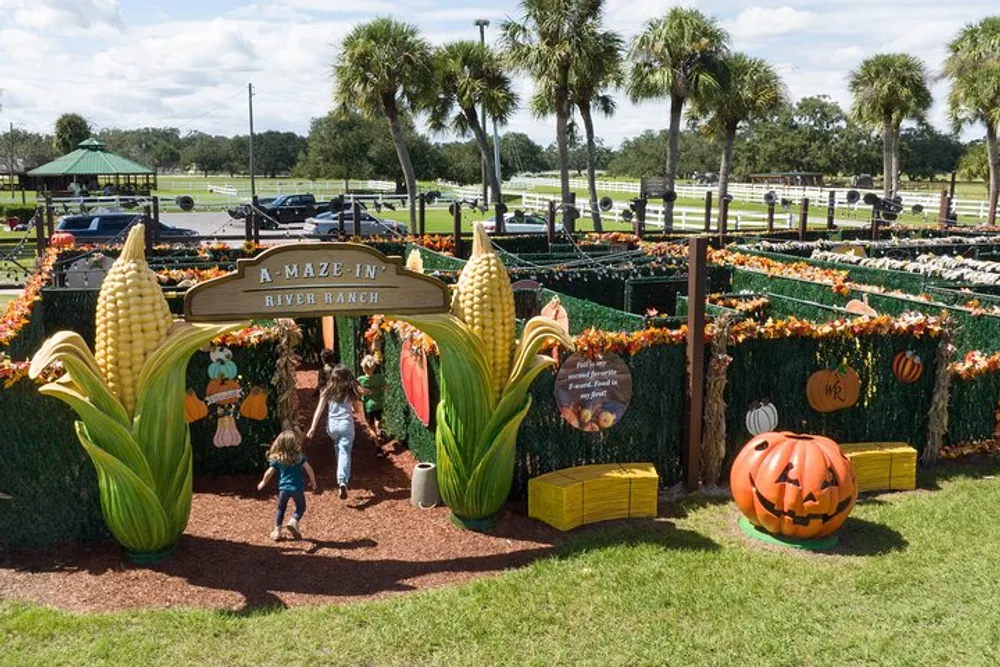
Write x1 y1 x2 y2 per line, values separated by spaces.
26 138 156 195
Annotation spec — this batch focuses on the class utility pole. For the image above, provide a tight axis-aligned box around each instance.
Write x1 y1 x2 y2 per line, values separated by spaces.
248 82 256 199
8 122 14 197
475 19 489 205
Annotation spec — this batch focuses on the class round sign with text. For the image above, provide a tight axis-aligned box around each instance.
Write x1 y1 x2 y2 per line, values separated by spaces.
555 353 633 432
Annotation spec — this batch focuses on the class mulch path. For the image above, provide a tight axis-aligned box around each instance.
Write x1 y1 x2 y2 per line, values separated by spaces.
0 369 567 612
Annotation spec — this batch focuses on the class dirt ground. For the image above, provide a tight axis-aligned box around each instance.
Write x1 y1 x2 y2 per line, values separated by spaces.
0 371 566 612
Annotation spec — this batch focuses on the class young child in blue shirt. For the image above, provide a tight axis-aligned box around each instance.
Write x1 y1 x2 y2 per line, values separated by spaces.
257 430 317 541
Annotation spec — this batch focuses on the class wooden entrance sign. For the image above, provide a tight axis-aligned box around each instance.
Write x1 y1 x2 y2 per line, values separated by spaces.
183 243 450 321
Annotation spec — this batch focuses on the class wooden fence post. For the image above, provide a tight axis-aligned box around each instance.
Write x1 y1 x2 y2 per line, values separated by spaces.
143 204 153 255
152 196 160 246
418 193 426 236
685 237 707 492
826 190 836 230
45 198 54 239
352 199 362 238
718 196 729 244
546 199 556 247
766 201 775 234
703 191 713 233
251 195 260 245
938 189 950 227
35 205 45 256
633 196 646 239
798 198 809 240
452 202 463 258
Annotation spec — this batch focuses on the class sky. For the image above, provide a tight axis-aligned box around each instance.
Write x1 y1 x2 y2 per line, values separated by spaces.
0 0 996 147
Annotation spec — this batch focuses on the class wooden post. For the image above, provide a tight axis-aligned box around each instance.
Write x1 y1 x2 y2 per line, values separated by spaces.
496 203 506 236
352 199 362 238
870 201 880 240
546 199 556 247
251 195 260 244
452 202 463 258
143 204 153 255
703 191 713 232
244 199 253 242
564 192 576 235
45 200 54 238
35 205 45 256
826 190 836 230
337 195 346 236
633 196 646 239
685 237 707 492
798 197 809 240
938 189 950 227
418 193 426 236
662 192 672 233
718 196 729 244
990 188 1000 228
152 196 160 245
766 201 775 233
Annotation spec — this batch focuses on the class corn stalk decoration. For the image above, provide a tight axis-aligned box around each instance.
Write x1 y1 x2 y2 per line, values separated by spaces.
29 225 242 561
398 223 575 528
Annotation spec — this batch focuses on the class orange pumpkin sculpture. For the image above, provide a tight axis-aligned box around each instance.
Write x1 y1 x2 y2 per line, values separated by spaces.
806 364 860 413
891 350 923 384
184 389 208 423
730 432 857 539
49 232 75 249
239 386 268 420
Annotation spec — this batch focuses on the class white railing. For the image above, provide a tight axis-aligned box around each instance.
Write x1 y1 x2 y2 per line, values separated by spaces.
508 176 992 223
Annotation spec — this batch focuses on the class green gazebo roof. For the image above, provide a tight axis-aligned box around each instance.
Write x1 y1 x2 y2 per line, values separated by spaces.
27 138 154 176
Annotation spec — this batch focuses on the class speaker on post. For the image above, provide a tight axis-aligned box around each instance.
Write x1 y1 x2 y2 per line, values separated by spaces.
862 192 879 206
763 191 778 205
663 190 677 203
912 204 924 214
621 209 634 222
846 190 861 204
497 202 508 215
448 202 458 216
599 196 614 212
722 193 734 203
425 190 440 205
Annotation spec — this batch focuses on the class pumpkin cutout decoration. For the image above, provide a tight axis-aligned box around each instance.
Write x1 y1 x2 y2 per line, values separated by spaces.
49 232 76 249
213 415 242 448
891 350 923 384
185 389 208 423
745 400 778 435
845 299 877 317
239 386 268 420
206 378 242 406
806 364 860 413
730 432 857 540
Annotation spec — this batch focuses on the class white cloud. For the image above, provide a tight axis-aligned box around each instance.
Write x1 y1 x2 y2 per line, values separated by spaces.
0 0 123 32
727 6 816 39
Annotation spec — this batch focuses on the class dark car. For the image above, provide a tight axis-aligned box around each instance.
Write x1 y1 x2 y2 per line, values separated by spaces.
258 193 331 225
57 213 198 243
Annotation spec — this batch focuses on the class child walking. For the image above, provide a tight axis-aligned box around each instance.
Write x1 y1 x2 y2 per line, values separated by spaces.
257 430 317 541
359 354 387 457
307 365 375 499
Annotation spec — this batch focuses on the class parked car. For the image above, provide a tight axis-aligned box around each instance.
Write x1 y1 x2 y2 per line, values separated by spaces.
303 210 408 238
56 213 198 243
482 212 564 234
258 193 331 225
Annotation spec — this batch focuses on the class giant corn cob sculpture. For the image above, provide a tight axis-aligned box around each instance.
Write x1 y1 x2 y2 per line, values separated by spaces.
399 223 574 527
29 225 242 560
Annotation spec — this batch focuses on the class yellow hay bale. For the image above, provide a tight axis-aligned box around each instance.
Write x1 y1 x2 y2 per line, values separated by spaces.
839 442 917 493
528 463 659 531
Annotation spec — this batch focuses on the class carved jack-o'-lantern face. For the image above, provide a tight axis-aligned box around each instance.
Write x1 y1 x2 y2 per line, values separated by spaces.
730 432 857 540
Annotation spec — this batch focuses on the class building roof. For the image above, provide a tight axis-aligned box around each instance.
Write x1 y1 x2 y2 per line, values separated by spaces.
27 138 154 176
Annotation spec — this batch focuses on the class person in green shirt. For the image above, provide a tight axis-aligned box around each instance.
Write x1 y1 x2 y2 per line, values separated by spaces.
359 354 386 457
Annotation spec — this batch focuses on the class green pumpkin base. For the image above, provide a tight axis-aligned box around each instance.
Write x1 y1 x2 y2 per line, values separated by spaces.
738 516 838 551
124 542 177 566
450 512 497 532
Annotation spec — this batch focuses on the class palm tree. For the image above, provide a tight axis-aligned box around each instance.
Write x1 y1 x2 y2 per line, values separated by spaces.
944 17 1000 226
529 25 623 231
429 41 518 207
334 18 434 228
689 54 787 225
503 0 604 221
848 53 932 198
628 8 729 228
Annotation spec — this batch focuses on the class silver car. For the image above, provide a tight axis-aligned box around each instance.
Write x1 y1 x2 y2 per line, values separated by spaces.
483 212 564 234
302 210 408 238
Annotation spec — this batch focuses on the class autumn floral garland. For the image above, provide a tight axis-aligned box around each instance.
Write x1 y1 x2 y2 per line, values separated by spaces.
0 248 57 349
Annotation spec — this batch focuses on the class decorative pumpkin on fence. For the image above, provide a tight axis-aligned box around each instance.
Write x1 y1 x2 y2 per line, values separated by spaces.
240 386 268 420
730 432 857 540
184 389 208 423
806 364 860 413
49 232 75 249
891 350 924 384
745 400 778 435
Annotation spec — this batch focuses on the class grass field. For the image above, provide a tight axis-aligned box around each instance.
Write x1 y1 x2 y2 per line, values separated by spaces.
4 459 1000 666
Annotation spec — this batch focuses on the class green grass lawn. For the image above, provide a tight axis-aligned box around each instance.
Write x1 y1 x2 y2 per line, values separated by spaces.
5 459 1000 666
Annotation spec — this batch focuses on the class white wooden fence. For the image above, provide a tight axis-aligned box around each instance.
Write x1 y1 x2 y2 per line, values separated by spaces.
507 177 991 222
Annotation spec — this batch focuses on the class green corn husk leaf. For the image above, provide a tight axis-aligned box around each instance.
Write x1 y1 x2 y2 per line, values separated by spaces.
434 403 469 511
76 422 172 553
38 383 155 486
396 313 494 461
459 397 533 519
132 321 242 527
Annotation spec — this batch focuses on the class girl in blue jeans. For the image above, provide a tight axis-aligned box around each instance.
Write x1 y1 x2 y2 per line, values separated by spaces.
257 430 317 541
307 365 375 500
